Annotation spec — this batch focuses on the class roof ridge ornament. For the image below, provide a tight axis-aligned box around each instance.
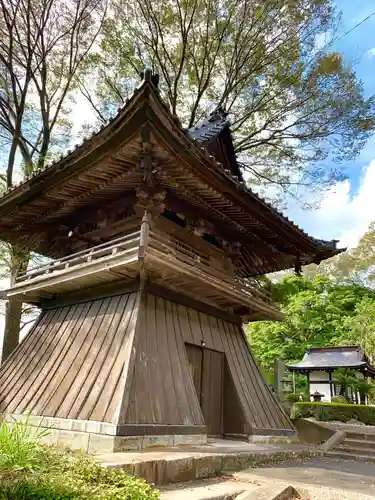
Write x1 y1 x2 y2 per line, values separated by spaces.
139 68 159 88
208 106 228 122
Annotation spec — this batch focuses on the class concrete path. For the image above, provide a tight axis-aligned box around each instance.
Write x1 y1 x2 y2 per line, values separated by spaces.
236 457 375 499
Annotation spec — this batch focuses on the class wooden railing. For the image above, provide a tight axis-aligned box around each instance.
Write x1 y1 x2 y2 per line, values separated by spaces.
14 226 271 305
147 230 272 305
16 231 141 283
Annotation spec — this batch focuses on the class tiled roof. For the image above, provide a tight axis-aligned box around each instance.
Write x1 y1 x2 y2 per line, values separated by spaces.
287 346 373 371
187 108 229 143
0 73 343 255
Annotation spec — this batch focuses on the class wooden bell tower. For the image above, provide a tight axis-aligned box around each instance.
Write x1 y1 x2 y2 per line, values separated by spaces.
0 70 342 452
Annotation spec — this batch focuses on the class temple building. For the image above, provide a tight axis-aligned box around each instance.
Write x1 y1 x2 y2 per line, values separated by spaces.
287 346 375 403
0 71 341 452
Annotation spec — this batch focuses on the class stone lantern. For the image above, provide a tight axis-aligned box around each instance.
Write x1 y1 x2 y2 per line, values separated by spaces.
311 390 325 402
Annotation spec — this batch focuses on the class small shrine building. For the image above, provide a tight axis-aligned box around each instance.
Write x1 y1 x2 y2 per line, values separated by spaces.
287 346 375 403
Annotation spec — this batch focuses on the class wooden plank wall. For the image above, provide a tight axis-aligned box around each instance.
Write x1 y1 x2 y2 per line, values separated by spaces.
124 292 293 434
0 292 140 424
0 288 293 435
124 293 204 426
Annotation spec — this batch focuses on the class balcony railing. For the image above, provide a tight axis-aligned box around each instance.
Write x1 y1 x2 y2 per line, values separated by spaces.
16 231 141 283
11 223 274 314
147 230 272 306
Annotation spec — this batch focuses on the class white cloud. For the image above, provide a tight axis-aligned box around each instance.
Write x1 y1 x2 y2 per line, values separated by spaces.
70 92 98 140
367 48 375 58
315 32 331 51
288 160 375 249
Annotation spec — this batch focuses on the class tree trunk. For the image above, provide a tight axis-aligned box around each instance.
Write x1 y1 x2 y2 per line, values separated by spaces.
1 244 29 364
1 299 23 363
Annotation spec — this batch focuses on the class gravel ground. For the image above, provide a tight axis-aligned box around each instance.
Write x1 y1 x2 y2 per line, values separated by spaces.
235 458 375 499
301 485 375 499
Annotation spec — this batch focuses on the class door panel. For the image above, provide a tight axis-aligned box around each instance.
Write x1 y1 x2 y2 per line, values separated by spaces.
186 344 203 398
202 349 223 437
185 343 223 437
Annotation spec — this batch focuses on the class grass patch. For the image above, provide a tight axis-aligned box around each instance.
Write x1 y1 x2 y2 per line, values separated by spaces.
0 417 159 499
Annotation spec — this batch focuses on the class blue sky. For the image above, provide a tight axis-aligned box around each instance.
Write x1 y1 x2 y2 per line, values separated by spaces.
288 0 375 248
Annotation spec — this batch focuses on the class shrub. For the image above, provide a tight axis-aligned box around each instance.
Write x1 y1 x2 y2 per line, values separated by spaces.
291 402 375 425
331 395 348 403
284 393 300 402
0 419 159 500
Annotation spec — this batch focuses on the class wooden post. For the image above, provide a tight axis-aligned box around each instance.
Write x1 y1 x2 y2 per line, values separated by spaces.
138 210 150 260
329 370 333 398
306 372 310 400
294 255 302 276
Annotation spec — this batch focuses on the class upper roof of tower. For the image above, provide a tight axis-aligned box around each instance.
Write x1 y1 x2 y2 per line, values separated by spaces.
0 70 343 275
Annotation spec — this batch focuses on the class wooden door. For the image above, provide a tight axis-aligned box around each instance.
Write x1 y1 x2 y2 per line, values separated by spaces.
186 344 203 398
201 348 223 437
185 343 223 437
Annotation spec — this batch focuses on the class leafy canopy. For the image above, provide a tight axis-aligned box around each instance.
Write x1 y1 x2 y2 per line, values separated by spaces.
247 275 375 370
84 0 375 201
305 220 375 284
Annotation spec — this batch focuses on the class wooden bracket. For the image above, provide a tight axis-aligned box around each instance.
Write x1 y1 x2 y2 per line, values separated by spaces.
135 186 166 219
186 217 214 237
140 125 155 187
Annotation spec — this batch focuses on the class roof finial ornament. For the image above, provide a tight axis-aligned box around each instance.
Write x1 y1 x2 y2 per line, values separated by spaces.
209 106 228 122
139 68 159 88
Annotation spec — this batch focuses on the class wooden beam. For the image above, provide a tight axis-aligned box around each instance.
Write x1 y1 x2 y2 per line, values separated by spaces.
148 102 321 254
0 99 148 213
10 167 140 234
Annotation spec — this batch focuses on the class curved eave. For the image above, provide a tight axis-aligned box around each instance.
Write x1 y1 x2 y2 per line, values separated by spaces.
147 90 343 259
0 80 342 261
286 362 368 372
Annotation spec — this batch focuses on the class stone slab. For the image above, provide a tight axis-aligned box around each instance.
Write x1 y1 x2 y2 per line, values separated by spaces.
320 430 345 453
97 440 318 485
237 485 305 500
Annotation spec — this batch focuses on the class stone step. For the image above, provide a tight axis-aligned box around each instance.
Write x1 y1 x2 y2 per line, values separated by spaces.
159 479 253 500
337 439 375 454
345 432 375 442
325 450 375 463
336 446 375 457
98 446 317 485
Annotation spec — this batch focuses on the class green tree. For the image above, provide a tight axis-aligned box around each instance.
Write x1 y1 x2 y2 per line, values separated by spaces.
304 221 375 284
0 0 107 362
355 379 373 405
341 297 375 360
334 368 357 402
84 0 375 202
247 275 375 370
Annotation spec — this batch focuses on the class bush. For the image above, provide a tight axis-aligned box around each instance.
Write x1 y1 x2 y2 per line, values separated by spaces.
331 395 348 403
284 393 300 402
291 402 375 425
0 419 159 500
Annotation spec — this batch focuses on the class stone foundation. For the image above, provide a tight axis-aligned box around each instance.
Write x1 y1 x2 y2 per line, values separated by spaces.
1 413 207 453
248 434 298 445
